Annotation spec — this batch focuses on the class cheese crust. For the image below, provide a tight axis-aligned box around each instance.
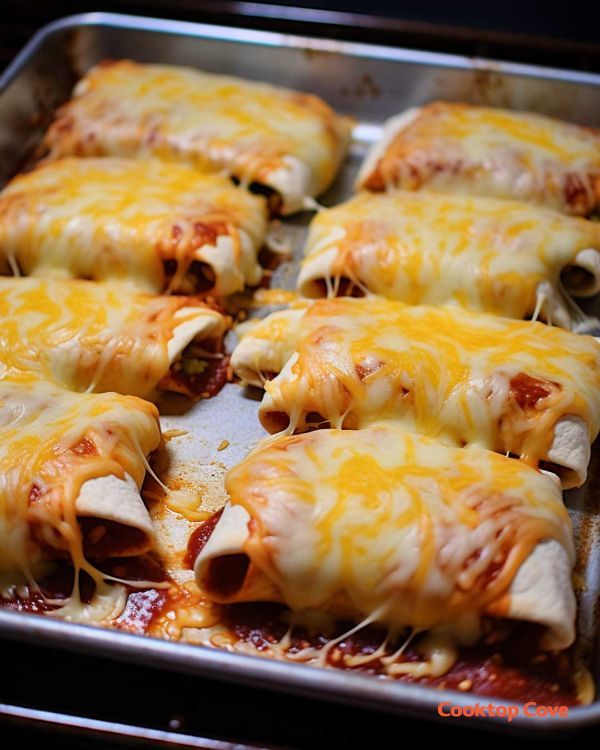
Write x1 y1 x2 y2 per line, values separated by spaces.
0 278 227 399
0 379 161 580
0 157 267 295
196 424 575 654
232 297 600 487
298 191 600 327
357 102 600 215
43 61 352 214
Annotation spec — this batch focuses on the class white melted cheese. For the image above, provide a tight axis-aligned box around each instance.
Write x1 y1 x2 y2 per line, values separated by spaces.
231 305 309 387
0 379 161 621
43 61 352 214
0 278 226 398
233 297 600 487
47 581 129 624
0 157 267 294
298 191 600 325
197 424 575 658
357 102 600 215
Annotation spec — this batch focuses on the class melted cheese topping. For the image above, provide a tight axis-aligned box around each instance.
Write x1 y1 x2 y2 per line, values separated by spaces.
299 191 600 323
43 61 352 214
234 297 600 485
0 278 225 397
219 424 573 642
358 102 600 215
0 157 267 294
0 379 160 585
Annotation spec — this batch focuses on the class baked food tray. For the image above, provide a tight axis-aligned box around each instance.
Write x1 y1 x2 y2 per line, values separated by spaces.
1 10 600 733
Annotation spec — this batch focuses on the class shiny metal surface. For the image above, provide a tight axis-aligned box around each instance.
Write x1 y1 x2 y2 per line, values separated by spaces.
0 11 599 732
0 701 272 749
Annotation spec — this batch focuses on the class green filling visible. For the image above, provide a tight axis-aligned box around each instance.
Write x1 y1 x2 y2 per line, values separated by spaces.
182 358 209 376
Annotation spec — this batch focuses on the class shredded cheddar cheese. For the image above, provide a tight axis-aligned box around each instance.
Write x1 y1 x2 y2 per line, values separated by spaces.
298 191 600 324
0 278 226 397
358 102 600 215
201 424 573 652
0 157 267 295
0 379 161 616
42 61 352 214
232 297 600 486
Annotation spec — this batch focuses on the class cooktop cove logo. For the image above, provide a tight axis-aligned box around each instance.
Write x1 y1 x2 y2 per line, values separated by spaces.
437 701 569 722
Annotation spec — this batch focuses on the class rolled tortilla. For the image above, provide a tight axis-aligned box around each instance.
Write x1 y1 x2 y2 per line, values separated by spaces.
42 62 352 215
355 102 600 216
230 306 306 388
195 426 576 655
354 108 421 191
297 191 600 328
232 297 600 488
0 158 267 295
75 473 155 558
562 248 600 298
0 380 161 576
196 503 281 603
187 233 263 297
488 539 575 651
0 278 228 399
545 416 591 490
167 306 225 364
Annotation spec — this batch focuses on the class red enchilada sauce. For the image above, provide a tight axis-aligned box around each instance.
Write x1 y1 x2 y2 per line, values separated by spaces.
184 508 223 569
161 353 230 400
509 373 556 410
178 510 585 706
0 555 171 634
0 511 586 706
218 603 581 706
109 555 171 634
158 297 231 400
159 333 230 401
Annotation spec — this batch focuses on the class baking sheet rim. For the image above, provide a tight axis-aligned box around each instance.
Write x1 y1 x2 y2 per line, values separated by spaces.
0 607 592 732
1 9 600 731
3 10 600 95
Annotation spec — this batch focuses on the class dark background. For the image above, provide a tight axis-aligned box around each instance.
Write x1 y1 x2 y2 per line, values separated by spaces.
1 638 594 748
1 2 599 747
1 1 600 72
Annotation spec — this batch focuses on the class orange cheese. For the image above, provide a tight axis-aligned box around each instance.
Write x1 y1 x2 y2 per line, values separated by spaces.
358 102 600 215
202 424 574 652
0 277 226 398
299 191 600 325
0 379 161 616
42 61 352 214
0 157 267 295
233 297 600 486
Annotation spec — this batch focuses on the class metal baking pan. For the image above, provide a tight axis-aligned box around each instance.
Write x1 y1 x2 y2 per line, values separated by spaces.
1 11 600 733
